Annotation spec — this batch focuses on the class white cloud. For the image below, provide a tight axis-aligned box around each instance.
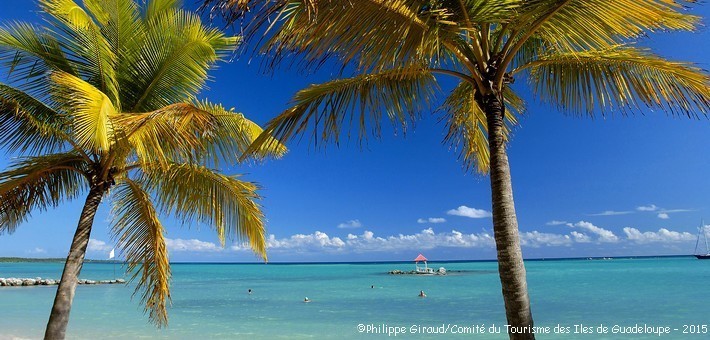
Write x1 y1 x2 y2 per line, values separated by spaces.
570 231 592 243
657 213 670 219
88 239 113 252
519 231 572 247
337 219 363 229
447 205 492 218
658 209 693 214
417 217 446 224
546 220 568 226
588 210 633 216
27 247 46 254
623 227 695 244
568 221 619 242
166 238 221 252
636 204 659 212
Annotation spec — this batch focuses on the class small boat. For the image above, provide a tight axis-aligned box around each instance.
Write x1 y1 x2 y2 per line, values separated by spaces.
694 220 710 260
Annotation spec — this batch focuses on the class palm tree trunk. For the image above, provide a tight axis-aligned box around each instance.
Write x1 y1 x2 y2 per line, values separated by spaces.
44 185 105 340
483 93 535 340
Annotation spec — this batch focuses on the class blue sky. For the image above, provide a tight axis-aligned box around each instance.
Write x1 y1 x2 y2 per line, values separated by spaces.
1 1 710 262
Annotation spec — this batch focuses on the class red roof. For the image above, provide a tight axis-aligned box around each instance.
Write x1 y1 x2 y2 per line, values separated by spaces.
414 254 428 262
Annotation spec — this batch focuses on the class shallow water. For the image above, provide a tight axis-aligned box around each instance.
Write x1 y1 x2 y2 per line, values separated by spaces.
1 257 709 339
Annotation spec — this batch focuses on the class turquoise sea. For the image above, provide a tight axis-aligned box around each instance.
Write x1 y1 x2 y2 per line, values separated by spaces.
1 257 709 339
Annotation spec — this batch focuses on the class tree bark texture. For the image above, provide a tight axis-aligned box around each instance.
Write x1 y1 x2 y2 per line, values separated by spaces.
44 186 105 340
483 92 535 340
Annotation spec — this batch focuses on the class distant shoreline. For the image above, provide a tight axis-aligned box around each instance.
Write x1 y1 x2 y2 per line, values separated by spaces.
1 254 694 265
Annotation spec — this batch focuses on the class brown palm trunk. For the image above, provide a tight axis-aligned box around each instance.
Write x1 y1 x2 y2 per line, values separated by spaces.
483 92 535 340
44 185 105 340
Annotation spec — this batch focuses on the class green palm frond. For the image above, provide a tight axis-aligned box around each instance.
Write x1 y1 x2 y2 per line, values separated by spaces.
0 153 88 234
0 83 70 154
524 46 710 116
511 0 700 51
40 0 120 105
441 81 521 173
111 178 171 327
250 67 437 151
0 22 75 95
50 71 118 152
141 163 267 259
124 9 238 111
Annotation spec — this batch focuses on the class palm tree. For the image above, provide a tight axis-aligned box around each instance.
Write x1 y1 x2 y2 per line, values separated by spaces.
205 0 710 338
0 0 284 338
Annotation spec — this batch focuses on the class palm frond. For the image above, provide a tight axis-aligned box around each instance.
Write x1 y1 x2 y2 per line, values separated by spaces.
0 83 70 154
111 178 171 327
50 71 118 152
525 46 710 116
141 163 267 259
512 0 700 51
0 22 75 96
40 0 120 105
0 153 88 234
441 81 521 173
249 67 437 153
124 8 238 111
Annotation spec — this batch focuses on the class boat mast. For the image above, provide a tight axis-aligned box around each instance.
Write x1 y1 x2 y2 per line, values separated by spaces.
704 221 709 254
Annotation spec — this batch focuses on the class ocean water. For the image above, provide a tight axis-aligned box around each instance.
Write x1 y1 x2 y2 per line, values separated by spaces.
1 257 709 339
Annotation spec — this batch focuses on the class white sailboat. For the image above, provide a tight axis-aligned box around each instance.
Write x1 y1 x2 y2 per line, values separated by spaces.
694 222 710 260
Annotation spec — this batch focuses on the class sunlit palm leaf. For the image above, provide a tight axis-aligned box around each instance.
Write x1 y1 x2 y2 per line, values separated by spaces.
250 67 437 152
40 0 120 105
0 153 87 234
111 178 171 327
125 9 238 111
0 22 76 96
525 46 710 116
511 0 700 51
0 83 70 154
51 71 118 152
142 163 267 258
441 82 521 173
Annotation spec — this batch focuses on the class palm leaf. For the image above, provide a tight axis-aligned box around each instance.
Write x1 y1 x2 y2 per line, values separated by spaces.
40 0 120 105
124 9 238 111
441 81 521 173
525 46 710 116
0 153 88 234
111 178 171 327
249 67 437 152
0 83 70 154
511 0 700 51
50 71 118 152
141 163 267 259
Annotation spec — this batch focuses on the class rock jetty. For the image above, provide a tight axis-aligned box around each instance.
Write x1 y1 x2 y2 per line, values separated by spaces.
0 277 125 286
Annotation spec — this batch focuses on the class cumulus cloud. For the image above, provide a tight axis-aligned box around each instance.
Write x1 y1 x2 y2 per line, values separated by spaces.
588 210 633 216
337 219 363 229
568 221 619 242
636 204 659 212
546 220 568 226
88 239 113 252
570 231 592 243
623 227 695 244
519 231 572 247
417 217 446 224
166 238 221 252
27 247 46 254
657 213 670 219
447 206 492 218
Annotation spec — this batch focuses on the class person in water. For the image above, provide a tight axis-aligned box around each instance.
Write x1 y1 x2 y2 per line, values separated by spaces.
248 289 252 294
304 297 311 303
418 290 426 297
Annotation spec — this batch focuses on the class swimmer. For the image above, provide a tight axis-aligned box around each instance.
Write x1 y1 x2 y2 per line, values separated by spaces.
418 290 426 298
248 289 252 294
304 297 311 303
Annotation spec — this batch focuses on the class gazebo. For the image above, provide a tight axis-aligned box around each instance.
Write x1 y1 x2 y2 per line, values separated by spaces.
414 254 434 274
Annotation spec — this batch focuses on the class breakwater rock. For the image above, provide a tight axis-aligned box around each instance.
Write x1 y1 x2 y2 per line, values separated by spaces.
0 277 125 286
